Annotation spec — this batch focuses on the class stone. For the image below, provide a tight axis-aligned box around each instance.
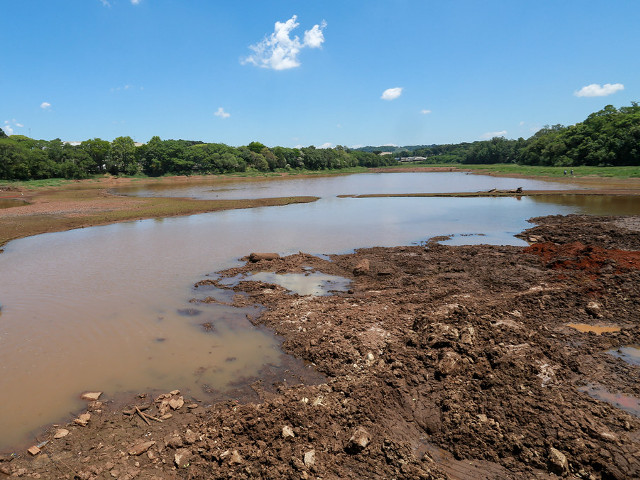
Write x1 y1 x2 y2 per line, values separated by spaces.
353 259 370 276
347 427 371 453
184 429 197 444
548 447 568 475
80 392 102 401
27 446 41 456
303 450 316 467
436 351 462 377
174 448 191 468
74 413 91 426
164 434 183 449
249 252 280 262
282 425 295 438
53 428 69 439
169 390 180 395
585 301 603 318
169 396 184 410
229 450 243 465
128 441 155 456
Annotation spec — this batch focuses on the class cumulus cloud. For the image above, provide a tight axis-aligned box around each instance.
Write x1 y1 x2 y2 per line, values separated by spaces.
214 107 230 119
3 121 14 135
481 130 507 139
40 102 51 110
242 15 327 70
319 142 333 149
381 87 403 101
420 109 432 115
574 83 624 97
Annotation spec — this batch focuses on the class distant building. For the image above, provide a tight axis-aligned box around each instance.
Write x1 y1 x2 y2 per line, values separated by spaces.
397 156 427 163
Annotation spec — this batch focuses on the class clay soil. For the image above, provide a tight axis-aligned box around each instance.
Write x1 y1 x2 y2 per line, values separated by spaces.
2 215 639 479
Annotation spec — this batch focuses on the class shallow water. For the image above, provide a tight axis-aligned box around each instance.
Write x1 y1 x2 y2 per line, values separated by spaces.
567 323 622 335
579 383 640 417
608 345 640 366
114 172 574 200
0 173 632 450
0 198 27 209
220 271 352 296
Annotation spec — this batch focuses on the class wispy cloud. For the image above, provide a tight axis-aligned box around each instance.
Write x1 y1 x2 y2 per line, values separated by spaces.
574 83 624 97
131 0 141 4
214 107 230 119
381 87 402 101
242 15 327 70
481 130 507 139
420 109 431 115
99 0 111 6
40 102 51 110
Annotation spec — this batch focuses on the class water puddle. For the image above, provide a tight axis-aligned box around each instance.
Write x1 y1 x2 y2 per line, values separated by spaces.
0 198 27 209
220 271 351 296
567 323 621 335
608 345 640 366
579 383 640 417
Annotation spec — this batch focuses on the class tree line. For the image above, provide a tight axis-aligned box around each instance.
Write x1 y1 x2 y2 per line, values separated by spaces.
393 102 640 166
0 133 393 180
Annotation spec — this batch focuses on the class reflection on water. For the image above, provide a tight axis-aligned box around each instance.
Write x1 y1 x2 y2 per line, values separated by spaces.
221 271 351 296
608 345 640 366
114 172 576 200
0 173 633 451
530 194 640 215
579 383 640 417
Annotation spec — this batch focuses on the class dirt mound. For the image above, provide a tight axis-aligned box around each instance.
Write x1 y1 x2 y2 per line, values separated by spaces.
3 215 640 479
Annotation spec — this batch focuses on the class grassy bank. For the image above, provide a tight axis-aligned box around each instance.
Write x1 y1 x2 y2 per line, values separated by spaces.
405 163 640 178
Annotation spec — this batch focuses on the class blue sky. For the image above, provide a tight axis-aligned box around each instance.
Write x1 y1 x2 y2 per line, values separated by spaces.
1 1 639 148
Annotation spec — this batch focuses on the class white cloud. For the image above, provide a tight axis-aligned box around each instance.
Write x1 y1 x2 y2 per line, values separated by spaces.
131 0 141 4
519 121 525 126
319 142 333 149
350 144 364 149
40 102 51 110
242 15 326 70
3 121 14 135
381 87 403 101
574 83 624 97
420 109 431 115
214 107 230 119
481 130 507 139
99 0 111 6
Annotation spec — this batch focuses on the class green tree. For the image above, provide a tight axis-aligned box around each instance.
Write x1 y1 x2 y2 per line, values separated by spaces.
108 136 138 175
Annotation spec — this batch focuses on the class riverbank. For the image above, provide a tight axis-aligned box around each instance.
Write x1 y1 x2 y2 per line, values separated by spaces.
2 215 639 479
2 169 640 251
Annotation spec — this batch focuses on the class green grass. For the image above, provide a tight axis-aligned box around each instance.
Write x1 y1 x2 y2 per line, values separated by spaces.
450 164 640 178
0 178 74 189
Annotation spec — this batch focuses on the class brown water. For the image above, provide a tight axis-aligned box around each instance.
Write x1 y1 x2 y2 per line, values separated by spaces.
530 194 640 215
0 198 27 209
567 323 622 335
0 173 633 451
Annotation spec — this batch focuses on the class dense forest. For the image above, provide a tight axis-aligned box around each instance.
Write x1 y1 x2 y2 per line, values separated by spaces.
1 103 638 180
394 103 640 166
0 133 392 180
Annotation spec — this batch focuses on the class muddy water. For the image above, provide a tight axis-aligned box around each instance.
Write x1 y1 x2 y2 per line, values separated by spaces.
220 271 351 296
530 194 640 215
579 384 640 417
609 345 640 366
0 173 632 451
567 323 622 335
114 172 575 200
0 198 27 209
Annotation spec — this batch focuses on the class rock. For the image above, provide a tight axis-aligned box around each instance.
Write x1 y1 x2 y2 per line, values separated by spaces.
229 450 243 465
174 448 191 468
169 390 180 395
436 351 462 377
548 447 568 475
586 301 603 318
27 446 41 456
74 413 91 426
53 428 69 439
184 429 197 444
346 427 371 453
249 252 280 262
164 434 183 449
353 259 370 276
303 450 316 467
80 392 102 401
282 425 295 438
169 396 184 410
128 441 155 456
0 464 11 475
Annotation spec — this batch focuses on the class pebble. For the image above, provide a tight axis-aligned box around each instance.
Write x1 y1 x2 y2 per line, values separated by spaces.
74 413 91 426
128 441 155 456
282 425 295 438
53 428 69 439
80 392 102 401
303 450 316 467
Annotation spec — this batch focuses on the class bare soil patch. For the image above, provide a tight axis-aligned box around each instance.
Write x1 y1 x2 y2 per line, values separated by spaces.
3 214 639 479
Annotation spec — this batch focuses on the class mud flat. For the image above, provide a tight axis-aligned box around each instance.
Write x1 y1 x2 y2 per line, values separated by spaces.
2 214 640 479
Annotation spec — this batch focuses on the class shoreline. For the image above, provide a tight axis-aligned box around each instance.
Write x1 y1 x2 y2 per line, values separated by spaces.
2 214 639 478
2 168 640 251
